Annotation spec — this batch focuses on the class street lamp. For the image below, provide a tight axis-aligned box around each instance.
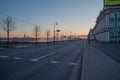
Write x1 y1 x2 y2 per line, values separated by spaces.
53 22 58 44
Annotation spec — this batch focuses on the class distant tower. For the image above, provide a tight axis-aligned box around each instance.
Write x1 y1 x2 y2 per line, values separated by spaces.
24 33 26 38
23 33 26 42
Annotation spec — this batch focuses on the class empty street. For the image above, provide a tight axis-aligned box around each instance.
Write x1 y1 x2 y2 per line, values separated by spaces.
0 40 85 80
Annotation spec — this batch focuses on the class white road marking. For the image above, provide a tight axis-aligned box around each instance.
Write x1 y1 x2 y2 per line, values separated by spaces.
29 59 40 62
84 43 86 48
51 61 59 64
12 47 52 55
0 55 9 58
82 41 86 48
13 57 22 60
69 63 80 66
30 46 72 61
0 45 74 63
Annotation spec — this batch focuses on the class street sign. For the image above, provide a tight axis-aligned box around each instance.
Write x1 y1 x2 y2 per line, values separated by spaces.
56 30 60 32
105 0 120 6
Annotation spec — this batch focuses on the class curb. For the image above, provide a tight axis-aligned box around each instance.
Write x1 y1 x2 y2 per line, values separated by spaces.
70 43 86 80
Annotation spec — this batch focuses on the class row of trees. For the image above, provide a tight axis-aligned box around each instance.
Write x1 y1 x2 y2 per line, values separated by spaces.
0 17 51 47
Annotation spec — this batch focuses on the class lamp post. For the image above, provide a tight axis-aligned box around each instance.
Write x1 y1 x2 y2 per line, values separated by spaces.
53 22 58 44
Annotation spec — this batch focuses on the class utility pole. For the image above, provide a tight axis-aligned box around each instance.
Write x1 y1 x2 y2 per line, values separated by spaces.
53 22 58 44
53 23 55 44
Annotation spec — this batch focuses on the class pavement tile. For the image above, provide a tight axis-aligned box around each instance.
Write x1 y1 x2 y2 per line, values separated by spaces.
81 45 120 80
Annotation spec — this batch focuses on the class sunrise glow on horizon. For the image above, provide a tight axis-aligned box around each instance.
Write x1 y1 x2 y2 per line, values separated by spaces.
0 0 103 38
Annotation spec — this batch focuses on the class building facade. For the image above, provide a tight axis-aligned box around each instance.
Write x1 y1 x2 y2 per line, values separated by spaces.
91 6 120 42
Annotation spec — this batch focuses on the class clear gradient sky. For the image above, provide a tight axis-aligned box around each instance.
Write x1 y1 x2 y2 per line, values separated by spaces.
0 0 103 38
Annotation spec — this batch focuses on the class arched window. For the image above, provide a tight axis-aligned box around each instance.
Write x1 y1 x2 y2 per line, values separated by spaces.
110 18 114 22
111 32 114 38
118 32 120 38
118 17 120 21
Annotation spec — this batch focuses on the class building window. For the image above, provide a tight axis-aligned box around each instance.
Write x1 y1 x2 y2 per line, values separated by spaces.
118 17 120 21
111 32 114 38
118 32 120 38
118 17 120 27
110 18 114 22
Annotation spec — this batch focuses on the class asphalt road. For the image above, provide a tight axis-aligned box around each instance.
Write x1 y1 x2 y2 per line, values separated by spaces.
0 40 85 80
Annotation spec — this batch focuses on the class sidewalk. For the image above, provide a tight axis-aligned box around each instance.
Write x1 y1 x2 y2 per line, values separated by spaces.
81 44 120 80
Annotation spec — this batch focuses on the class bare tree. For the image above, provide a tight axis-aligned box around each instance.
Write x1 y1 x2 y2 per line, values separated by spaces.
46 30 50 43
33 26 41 45
1 17 16 47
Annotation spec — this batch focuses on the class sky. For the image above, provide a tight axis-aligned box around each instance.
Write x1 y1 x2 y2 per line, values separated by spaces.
0 0 103 38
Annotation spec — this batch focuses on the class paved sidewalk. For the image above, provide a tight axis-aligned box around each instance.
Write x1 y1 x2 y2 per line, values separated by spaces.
81 44 120 80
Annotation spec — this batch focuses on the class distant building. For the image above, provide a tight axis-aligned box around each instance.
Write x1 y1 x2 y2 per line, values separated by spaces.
90 5 120 42
88 28 95 40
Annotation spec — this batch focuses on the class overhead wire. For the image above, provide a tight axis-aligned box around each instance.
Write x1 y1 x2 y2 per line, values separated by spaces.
0 11 39 27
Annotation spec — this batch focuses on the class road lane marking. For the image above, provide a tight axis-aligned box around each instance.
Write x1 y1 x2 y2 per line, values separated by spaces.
30 46 73 61
69 63 80 66
51 61 59 64
13 57 22 60
0 55 9 58
29 59 40 62
84 42 86 48
10 47 54 55
0 46 72 61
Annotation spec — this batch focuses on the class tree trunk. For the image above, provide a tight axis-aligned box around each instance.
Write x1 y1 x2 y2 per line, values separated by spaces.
35 34 37 45
47 35 48 43
7 30 9 47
